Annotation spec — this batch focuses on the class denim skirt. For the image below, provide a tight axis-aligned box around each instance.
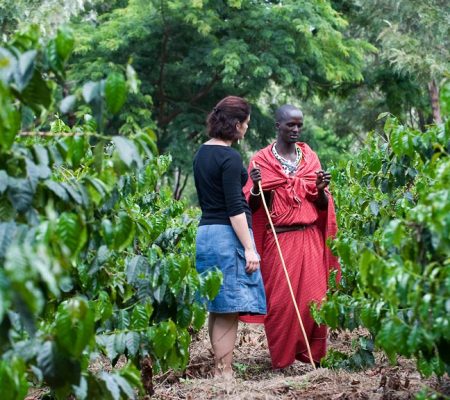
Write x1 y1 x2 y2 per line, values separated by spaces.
195 224 267 314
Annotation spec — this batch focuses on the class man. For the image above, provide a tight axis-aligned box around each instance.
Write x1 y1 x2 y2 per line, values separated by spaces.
240 104 339 368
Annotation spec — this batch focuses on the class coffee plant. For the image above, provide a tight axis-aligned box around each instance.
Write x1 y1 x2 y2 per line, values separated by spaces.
0 26 221 399
314 116 450 376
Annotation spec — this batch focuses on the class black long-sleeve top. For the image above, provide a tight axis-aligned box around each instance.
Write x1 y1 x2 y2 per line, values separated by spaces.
193 145 252 228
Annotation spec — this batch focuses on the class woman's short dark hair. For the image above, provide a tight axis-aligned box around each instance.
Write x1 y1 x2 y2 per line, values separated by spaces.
207 96 251 141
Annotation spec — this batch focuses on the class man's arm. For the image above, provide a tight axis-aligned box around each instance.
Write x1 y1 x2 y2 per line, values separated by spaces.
248 166 262 211
315 170 330 210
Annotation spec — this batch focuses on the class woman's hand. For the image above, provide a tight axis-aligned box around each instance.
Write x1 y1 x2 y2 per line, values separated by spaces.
244 248 260 273
315 170 331 191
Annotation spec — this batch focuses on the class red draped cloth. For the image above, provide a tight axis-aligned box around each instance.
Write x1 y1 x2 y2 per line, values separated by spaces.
240 143 340 369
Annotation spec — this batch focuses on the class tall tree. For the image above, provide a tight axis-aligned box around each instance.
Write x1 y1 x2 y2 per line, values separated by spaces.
331 0 449 127
374 0 449 123
0 0 88 36
68 0 374 197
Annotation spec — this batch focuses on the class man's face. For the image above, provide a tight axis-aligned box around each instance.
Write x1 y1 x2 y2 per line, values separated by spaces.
276 110 303 144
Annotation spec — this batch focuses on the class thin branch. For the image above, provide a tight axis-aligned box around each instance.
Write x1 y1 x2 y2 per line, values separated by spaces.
19 131 110 140
173 166 181 199
157 23 170 123
177 172 189 200
159 73 221 126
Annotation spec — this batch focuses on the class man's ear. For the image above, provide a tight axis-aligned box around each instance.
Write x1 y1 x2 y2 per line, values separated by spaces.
275 122 280 129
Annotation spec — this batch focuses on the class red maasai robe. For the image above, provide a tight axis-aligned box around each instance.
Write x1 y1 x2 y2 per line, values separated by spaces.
240 142 340 369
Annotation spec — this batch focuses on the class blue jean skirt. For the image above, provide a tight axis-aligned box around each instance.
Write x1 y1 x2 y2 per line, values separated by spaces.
196 224 267 314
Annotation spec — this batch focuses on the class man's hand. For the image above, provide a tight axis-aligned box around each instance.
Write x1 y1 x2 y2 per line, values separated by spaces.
315 170 331 191
249 167 261 185
249 166 262 196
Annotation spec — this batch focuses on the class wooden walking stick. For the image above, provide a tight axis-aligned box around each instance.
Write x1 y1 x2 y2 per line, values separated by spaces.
253 161 316 369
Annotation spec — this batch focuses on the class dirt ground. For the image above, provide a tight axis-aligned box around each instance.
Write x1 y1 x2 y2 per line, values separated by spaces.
25 323 449 399
152 324 449 400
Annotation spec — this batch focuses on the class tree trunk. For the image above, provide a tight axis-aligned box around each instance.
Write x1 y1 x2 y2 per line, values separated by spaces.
417 109 426 132
140 355 154 396
428 79 442 124
173 167 181 199
173 168 189 200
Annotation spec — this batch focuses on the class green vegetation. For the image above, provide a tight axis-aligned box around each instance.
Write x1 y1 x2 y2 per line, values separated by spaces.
0 27 220 398
315 117 450 376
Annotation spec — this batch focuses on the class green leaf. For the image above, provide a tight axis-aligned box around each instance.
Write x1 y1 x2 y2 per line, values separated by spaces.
369 201 379 216
131 304 150 329
176 306 192 328
82 81 101 104
101 219 114 247
114 332 126 355
94 290 113 322
126 64 139 94
61 181 83 205
93 141 104 173
112 373 135 399
97 335 118 361
200 269 222 300
32 144 49 166
126 256 149 283
44 180 69 201
31 245 59 296
0 171 7 194
0 47 16 84
99 372 121 400
0 222 16 259
112 136 143 168
55 298 95 357
191 303 206 331
56 212 84 254
376 319 408 363
20 69 51 110
0 88 21 150
377 112 390 121
14 50 37 91
37 341 81 388
105 72 127 114
115 310 130 330
125 331 140 356
45 39 62 73
148 320 177 359
67 135 86 168
55 26 74 62
0 358 29 400
7 178 34 213
60 95 76 114
113 211 135 250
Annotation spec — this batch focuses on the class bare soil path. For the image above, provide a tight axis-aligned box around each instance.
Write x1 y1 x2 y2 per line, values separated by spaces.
153 324 449 400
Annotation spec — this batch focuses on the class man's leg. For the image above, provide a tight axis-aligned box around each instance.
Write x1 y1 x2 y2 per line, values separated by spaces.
208 312 238 378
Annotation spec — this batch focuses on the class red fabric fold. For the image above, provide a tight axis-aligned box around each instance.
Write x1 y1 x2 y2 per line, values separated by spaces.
240 143 340 368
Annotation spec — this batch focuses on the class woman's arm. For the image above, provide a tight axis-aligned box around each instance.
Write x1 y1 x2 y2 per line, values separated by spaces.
229 213 260 273
222 152 260 273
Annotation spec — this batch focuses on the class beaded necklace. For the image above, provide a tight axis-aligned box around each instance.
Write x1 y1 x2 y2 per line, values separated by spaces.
272 143 302 175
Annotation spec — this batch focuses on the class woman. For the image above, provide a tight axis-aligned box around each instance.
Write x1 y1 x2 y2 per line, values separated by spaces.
193 96 266 378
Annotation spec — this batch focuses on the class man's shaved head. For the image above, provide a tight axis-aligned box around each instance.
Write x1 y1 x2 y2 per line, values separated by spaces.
275 104 303 123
